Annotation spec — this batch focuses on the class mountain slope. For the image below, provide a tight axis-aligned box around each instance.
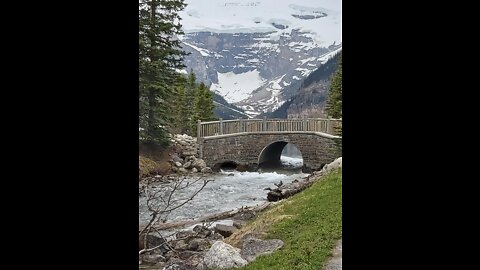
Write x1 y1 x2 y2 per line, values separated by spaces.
179 0 342 117
265 51 341 118
213 92 251 119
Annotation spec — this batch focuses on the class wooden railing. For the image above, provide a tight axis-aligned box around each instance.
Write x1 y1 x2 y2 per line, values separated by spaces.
197 117 342 138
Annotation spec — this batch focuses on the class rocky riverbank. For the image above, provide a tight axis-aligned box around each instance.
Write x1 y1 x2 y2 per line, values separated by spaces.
139 207 284 269
139 134 213 182
139 157 342 269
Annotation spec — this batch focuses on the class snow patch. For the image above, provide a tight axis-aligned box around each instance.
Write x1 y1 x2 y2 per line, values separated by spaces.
183 42 211 57
210 70 267 103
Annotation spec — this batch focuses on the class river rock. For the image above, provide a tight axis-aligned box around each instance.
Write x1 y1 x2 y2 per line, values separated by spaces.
172 154 183 164
175 161 183 167
201 167 212 174
171 166 178 172
193 225 212 238
174 239 189 251
185 155 196 162
207 232 224 244
182 151 197 157
176 230 196 240
233 210 256 221
183 161 192 169
191 167 198 173
192 158 206 170
204 241 247 269
240 237 284 262
188 238 211 251
232 219 247 229
140 252 166 265
214 224 237 238
139 233 165 251
178 167 188 174
163 262 196 270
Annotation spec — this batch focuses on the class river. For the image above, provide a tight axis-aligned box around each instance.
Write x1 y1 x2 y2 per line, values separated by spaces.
139 156 306 226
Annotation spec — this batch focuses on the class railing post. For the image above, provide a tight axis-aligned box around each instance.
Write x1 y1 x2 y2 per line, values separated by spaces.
219 118 223 135
303 116 307 131
238 118 243 133
197 120 203 159
197 120 201 139
263 116 267 131
326 118 332 134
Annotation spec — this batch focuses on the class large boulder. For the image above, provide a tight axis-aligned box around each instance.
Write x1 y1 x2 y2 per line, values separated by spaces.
320 157 342 174
203 241 247 269
240 237 284 262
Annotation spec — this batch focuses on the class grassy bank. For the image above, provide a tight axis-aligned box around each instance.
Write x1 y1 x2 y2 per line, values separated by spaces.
227 169 342 270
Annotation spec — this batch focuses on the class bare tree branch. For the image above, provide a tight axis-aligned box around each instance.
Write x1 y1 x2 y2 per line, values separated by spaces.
139 174 214 256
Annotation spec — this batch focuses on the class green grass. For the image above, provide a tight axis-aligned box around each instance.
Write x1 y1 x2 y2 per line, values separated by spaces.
240 169 342 270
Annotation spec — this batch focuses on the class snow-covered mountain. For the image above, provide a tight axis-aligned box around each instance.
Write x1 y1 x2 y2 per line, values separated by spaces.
179 0 342 117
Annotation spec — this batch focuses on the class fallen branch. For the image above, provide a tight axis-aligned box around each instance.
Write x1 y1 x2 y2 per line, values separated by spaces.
266 173 320 202
140 202 272 231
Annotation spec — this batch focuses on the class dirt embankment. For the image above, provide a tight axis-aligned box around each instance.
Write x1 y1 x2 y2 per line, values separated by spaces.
139 142 175 180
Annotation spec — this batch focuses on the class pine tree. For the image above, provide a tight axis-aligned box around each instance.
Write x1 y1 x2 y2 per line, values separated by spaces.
192 82 215 135
174 83 188 134
326 51 342 119
139 0 188 145
326 51 342 140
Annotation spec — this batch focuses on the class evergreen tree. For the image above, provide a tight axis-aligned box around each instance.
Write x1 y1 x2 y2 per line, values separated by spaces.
192 82 215 134
326 51 342 119
139 0 188 145
326 51 342 139
174 82 188 134
184 71 197 135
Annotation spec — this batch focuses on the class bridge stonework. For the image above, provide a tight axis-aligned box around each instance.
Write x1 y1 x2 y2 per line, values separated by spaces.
199 132 341 171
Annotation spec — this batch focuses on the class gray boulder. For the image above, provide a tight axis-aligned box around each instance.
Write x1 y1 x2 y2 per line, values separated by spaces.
203 241 247 269
240 238 284 262
320 157 342 174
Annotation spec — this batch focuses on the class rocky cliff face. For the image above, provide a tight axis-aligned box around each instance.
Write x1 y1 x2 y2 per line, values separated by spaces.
178 0 342 117
266 51 340 119
181 31 341 117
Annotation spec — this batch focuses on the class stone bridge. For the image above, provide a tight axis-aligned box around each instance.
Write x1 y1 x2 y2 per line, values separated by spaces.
197 118 342 172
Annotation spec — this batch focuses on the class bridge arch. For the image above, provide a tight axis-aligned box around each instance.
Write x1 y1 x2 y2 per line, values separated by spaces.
258 141 303 170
